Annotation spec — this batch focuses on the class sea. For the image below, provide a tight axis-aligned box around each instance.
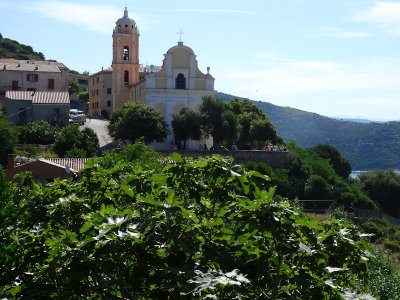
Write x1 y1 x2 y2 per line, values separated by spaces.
350 170 400 179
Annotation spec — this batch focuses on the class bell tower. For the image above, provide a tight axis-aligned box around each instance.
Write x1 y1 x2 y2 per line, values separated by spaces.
112 6 140 111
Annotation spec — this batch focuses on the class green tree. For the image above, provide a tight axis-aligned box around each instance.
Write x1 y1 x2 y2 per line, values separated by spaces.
309 144 352 179
227 98 278 149
53 125 99 157
109 102 167 144
220 109 240 145
200 96 226 145
78 89 89 103
0 119 19 168
68 79 80 96
200 96 240 147
305 174 332 200
171 107 201 142
249 118 277 148
358 169 400 217
18 120 60 144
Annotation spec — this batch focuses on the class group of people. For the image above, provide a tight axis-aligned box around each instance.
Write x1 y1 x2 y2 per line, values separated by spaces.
266 144 287 152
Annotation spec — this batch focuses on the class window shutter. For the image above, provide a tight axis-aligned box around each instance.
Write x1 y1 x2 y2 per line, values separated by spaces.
27 74 30 81
48 79 55 89
34 74 39 82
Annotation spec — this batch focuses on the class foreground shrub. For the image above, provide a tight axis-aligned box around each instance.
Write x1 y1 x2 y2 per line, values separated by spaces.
18 120 60 144
53 125 99 157
383 240 400 252
363 249 400 299
0 155 373 298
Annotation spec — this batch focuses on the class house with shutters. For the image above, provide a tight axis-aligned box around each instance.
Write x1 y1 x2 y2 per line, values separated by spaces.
0 58 69 108
5 90 70 125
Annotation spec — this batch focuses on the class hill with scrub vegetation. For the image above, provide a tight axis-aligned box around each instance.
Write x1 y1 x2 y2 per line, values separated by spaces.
216 92 400 170
0 33 45 61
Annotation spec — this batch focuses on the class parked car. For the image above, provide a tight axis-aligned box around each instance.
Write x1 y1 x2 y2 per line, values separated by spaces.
69 109 86 125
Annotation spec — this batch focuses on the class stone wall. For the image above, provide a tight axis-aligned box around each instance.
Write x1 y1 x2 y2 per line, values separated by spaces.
157 150 288 169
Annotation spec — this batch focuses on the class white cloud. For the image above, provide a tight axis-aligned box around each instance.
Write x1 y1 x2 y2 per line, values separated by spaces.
298 27 373 38
19 1 152 35
354 1 400 36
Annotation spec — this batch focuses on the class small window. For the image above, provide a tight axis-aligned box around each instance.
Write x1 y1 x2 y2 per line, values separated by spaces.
26 74 38 82
175 73 186 89
107 88 112 94
92 78 95 84
48 79 54 90
96 102 99 108
92 103 94 109
96 89 98 95
97 77 99 83
124 71 129 85
123 46 129 60
107 101 112 107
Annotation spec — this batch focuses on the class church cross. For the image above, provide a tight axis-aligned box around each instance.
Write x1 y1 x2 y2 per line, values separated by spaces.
177 29 184 42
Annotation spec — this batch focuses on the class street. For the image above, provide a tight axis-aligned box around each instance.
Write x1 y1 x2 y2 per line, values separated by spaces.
81 118 114 147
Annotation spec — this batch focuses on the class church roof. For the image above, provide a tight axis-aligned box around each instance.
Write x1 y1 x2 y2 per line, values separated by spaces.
167 41 195 55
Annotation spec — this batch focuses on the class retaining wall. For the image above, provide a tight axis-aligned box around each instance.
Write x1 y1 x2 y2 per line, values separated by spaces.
157 150 288 169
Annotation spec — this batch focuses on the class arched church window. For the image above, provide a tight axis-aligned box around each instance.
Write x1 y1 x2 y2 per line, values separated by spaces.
124 71 129 86
123 46 129 60
175 73 186 89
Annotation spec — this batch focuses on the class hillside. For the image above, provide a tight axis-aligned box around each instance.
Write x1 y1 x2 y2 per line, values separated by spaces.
216 92 400 170
0 33 45 61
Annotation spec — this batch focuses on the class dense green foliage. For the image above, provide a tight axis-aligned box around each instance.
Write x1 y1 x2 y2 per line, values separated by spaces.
0 34 45 60
216 92 400 170
245 142 376 209
53 125 99 157
0 154 374 298
171 107 202 142
109 103 167 144
309 144 352 179
357 169 400 218
0 119 19 168
363 250 400 300
227 98 278 149
69 70 89 77
200 96 232 145
18 120 60 145
200 96 278 148
68 79 80 96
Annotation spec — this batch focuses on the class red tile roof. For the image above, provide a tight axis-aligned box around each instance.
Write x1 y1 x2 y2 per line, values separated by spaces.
5 91 69 104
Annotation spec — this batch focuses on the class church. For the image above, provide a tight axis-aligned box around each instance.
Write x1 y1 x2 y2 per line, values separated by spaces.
89 7 216 150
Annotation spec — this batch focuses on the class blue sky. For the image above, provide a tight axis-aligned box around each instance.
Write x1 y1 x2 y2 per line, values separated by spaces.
1 0 400 121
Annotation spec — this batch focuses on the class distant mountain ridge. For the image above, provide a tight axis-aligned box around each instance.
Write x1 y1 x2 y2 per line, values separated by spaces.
216 92 400 170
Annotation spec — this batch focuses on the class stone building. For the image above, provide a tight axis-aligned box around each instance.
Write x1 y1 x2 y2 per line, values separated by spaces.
88 67 112 117
5 90 70 125
0 59 68 107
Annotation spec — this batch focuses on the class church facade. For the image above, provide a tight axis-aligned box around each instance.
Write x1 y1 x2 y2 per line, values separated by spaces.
89 7 216 150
